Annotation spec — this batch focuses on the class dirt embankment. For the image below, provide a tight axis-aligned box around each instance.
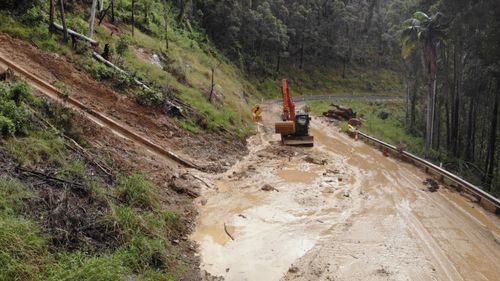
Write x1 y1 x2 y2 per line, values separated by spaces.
0 33 247 172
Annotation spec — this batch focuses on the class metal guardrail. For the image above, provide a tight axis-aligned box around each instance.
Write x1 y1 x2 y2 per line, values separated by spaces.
356 131 500 213
272 95 405 104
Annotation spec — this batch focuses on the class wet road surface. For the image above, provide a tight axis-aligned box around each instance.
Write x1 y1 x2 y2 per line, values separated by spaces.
192 104 500 281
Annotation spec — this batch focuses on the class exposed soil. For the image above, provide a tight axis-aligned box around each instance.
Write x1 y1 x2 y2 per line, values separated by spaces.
0 33 247 172
192 103 500 281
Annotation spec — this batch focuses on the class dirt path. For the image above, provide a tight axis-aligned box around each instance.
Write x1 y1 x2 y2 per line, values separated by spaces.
193 103 500 281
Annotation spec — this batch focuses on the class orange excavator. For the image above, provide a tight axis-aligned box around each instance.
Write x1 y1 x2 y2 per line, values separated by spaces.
275 79 314 146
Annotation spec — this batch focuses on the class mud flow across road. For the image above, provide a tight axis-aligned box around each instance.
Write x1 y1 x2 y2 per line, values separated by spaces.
193 103 500 281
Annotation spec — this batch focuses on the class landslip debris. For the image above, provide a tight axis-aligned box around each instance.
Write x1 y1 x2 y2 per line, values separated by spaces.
261 184 279 192
423 178 439 192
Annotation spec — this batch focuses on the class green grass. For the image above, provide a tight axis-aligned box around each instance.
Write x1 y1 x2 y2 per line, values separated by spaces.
116 174 160 210
45 252 127 281
5 130 66 167
0 178 33 215
0 77 186 280
0 172 186 281
181 120 201 134
308 100 426 156
0 215 48 281
257 64 405 99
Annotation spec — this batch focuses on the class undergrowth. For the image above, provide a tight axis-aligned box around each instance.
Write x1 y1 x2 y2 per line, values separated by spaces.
0 81 186 280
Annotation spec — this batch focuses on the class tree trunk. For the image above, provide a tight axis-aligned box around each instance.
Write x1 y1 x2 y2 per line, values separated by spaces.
426 76 436 154
111 0 115 23
276 51 281 75
88 0 98 38
177 0 186 24
465 95 475 161
164 2 169 50
435 96 441 150
49 0 55 32
410 75 418 132
484 78 499 189
209 67 215 102
132 0 136 36
299 38 304 69
58 0 68 42
364 0 378 33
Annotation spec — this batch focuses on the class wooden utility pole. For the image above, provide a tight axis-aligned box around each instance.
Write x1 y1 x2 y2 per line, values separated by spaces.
58 0 68 42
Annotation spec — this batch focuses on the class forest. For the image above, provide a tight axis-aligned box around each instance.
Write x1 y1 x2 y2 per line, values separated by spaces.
0 0 498 194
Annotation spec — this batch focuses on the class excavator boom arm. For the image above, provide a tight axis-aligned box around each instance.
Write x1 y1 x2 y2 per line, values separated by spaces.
282 79 296 121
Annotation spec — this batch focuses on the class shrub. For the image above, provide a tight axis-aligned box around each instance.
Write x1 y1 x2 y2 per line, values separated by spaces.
9 80 32 105
0 115 15 136
86 63 115 81
116 37 130 58
112 72 133 90
20 5 44 25
0 82 32 136
136 88 163 106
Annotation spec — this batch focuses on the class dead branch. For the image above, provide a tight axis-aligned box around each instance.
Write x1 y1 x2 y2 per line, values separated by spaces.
17 167 88 194
224 222 235 241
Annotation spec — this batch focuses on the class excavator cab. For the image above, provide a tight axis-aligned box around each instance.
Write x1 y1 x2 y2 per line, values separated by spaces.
295 114 311 136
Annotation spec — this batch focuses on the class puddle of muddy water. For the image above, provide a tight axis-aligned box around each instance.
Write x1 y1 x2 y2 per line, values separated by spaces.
277 169 317 183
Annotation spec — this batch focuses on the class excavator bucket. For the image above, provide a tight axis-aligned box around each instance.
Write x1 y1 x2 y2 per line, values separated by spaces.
275 121 295 134
281 135 314 147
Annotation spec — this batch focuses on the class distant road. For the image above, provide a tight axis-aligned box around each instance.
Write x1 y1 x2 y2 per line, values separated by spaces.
289 95 406 103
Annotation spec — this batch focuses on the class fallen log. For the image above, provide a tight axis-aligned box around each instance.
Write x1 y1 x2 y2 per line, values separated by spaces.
323 104 357 121
52 23 99 47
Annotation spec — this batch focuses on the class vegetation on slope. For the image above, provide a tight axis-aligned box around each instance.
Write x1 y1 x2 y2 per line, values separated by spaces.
0 79 189 280
0 1 258 136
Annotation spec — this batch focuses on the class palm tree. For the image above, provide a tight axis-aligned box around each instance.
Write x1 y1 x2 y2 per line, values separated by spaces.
401 11 446 155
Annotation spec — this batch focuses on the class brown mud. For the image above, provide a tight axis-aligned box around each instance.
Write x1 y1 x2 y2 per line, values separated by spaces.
193 103 500 281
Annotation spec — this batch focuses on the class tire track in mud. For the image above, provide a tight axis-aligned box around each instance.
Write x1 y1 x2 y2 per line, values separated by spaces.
0 54 201 170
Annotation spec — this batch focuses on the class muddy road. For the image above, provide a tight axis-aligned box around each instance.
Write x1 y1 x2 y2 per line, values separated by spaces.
193 103 500 281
